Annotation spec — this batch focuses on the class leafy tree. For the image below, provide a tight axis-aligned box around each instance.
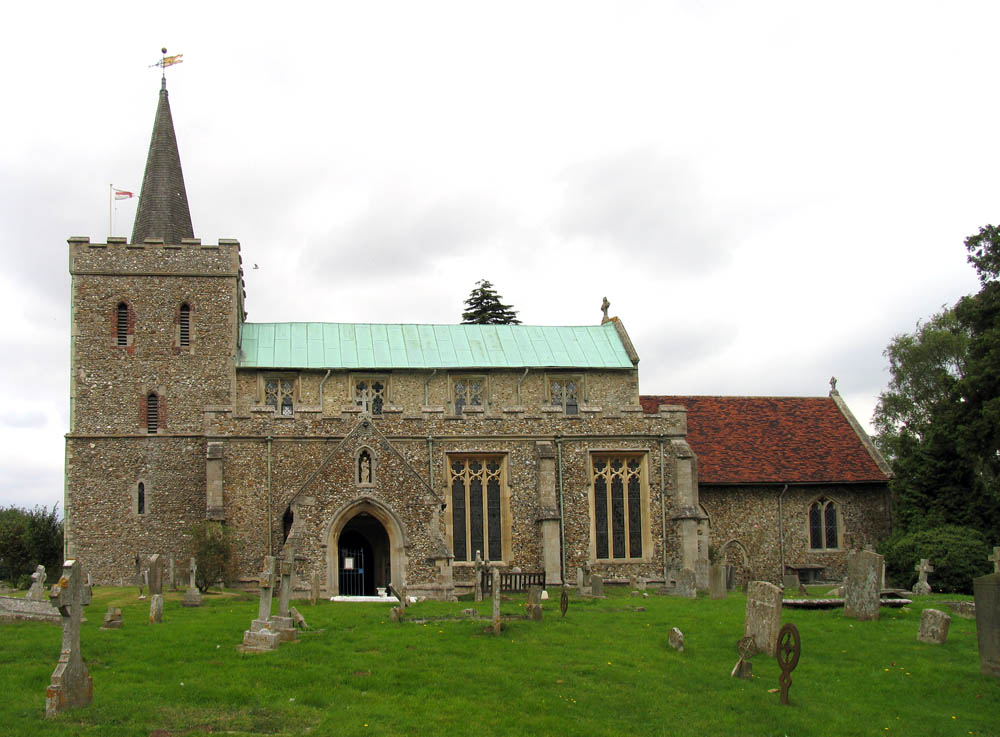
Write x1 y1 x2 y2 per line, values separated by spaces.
880 525 991 594
461 279 521 325
189 521 236 592
0 505 62 585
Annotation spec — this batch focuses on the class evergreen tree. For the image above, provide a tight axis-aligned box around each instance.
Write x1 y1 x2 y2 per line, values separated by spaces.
461 279 521 324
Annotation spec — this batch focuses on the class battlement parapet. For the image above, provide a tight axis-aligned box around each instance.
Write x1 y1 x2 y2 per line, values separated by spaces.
69 237 242 277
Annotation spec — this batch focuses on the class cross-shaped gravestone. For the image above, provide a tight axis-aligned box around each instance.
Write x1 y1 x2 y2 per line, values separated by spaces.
990 547 1000 574
45 559 93 717
26 564 47 601
913 559 934 596
277 547 295 618
256 556 277 623
183 557 202 607
473 550 484 602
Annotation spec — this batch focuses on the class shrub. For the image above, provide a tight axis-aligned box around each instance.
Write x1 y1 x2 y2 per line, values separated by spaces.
881 524 992 594
188 521 236 592
0 505 62 583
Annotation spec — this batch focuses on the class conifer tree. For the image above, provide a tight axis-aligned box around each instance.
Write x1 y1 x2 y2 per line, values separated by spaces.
461 279 521 324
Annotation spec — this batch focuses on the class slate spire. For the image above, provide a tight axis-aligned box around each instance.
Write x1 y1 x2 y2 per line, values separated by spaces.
131 77 194 244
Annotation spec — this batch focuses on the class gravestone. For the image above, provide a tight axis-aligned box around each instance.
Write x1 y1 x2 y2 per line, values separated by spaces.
775 623 801 705
637 576 647 591
474 550 484 602
271 547 298 642
310 571 320 605
912 559 934 596
629 575 638 590
731 636 756 679
582 561 592 587
745 581 783 656
134 553 145 598
169 554 176 591
973 572 1000 677
148 554 164 596
240 556 279 652
674 568 696 599
183 557 202 607
149 594 163 623
491 568 502 635
560 586 568 617
844 550 883 621
576 567 587 595
781 573 800 591
709 564 727 600
988 547 1000 574
917 608 950 644
101 606 122 630
45 559 93 717
590 575 605 597
290 606 307 629
668 627 684 652
26 564 47 601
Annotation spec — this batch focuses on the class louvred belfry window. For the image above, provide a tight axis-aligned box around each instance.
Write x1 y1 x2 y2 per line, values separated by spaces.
449 456 505 562
115 302 133 347
592 455 644 560
179 303 191 347
145 393 159 434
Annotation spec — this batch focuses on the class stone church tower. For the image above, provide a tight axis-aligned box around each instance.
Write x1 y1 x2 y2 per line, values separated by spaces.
66 80 709 597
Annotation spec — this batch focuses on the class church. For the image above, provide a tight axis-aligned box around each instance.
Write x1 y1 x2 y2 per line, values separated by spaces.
64 79 892 598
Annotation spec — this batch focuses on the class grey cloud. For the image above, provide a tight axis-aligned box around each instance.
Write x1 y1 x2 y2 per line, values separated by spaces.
0 411 48 429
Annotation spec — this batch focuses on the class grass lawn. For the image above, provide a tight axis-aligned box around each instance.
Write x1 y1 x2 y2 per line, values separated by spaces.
0 584 996 736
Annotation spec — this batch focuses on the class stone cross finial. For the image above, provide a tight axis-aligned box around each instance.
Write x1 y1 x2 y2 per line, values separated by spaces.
257 556 277 622
45 559 93 717
829 376 838 395
601 297 610 322
990 546 1000 574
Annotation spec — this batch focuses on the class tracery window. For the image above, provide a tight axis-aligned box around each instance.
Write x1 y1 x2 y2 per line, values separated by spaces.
265 378 294 416
449 456 506 563
355 378 387 415
808 497 840 550
548 375 580 414
453 377 485 413
592 454 645 560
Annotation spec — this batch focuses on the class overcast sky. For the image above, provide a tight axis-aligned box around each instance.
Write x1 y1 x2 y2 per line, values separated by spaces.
1 1 994 512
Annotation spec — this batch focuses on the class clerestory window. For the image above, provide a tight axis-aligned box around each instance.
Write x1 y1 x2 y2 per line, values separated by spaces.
265 377 295 416
548 375 581 415
453 376 485 413
354 378 387 415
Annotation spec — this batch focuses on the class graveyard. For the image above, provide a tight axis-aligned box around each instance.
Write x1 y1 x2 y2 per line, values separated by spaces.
1 578 997 737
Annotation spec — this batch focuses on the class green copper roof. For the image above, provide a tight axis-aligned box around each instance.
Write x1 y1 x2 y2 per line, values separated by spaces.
237 322 635 370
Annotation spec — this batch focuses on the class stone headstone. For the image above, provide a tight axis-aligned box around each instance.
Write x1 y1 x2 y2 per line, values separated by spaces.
149 594 163 623
590 575 605 597
491 568 502 635
989 547 1000 574
289 606 307 629
913 559 934 596
310 571 320 605
917 608 950 644
582 560 592 586
389 606 403 622
474 550 484 602
973 572 1000 677
169 554 176 591
240 557 280 652
527 585 542 607
629 575 638 590
256 556 277 623
576 567 587 595
668 627 684 652
462 608 478 617
674 568 696 599
709 564 727 600
844 550 883 621
781 573 800 591
637 576 647 591
45 559 93 717
26 564 47 601
745 581 783 656
946 600 976 619
148 554 164 596
183 557 202 607
101 606 122 630
272 548 298 643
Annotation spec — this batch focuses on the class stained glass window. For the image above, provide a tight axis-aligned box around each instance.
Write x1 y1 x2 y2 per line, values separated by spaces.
449 456 505 562
592 454 645 559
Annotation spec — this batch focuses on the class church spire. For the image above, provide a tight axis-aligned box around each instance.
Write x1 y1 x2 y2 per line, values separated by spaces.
131 72 194 244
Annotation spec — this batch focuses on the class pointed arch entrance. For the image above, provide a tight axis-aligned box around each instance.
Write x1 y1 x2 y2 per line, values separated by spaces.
324 497 407 597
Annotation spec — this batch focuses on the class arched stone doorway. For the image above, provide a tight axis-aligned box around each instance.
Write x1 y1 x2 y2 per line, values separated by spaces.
721 539 750 591
324 497 407 597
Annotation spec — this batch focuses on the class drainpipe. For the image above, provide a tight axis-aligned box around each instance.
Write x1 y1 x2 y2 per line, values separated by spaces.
517 368 529 405
266 436 274 556
556 436 566 584
424 369 437 405
778 484 789 578
318 369 331 413
659 436 667 584
427 435 435 491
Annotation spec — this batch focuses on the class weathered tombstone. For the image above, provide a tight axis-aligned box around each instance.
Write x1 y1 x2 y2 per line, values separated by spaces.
709 564 727 600
526 585 543 620
637 576 647 591
674 568 696 599
474 550 484 602
731 636 756 679
576 566 587 595
183 557 202 607
271 548 298 642
310 571 320 606
389 606 403 622
560 586 569 617
917 608 950 644
668 627 684 652
582 560 592 587
590 575 605 597
844 550 883 621
775 623 801 705
912 559 934 596
240 556 279 652
26 564 47 601
781 573 800 592
169 554 176 591
973 572 1000 677
989 547 1000 574
289 606 308 629
491 568 502 635
45 559 93 717
148 554 164 596
629 575 637 590
744 581 783 656
134 553 145 598
149 594 163 623
101 606 123 630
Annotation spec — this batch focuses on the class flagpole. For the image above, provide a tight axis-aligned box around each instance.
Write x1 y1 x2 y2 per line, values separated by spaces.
109 184 113 238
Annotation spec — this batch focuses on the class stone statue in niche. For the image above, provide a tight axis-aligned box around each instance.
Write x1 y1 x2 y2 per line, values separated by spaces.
358 450 372 485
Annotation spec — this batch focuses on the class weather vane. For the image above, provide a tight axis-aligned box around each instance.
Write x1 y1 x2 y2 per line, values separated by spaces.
149 47 183 83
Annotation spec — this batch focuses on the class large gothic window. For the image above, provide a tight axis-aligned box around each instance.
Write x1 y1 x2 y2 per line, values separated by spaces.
808 497 840 550
449 455 506 563
592 454 646 560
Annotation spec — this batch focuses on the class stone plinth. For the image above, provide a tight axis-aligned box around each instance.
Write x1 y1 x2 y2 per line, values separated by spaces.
240 620 280 652
270 614 298 642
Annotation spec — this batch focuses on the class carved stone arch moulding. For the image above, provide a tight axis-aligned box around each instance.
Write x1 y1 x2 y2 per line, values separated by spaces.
321 496 409 596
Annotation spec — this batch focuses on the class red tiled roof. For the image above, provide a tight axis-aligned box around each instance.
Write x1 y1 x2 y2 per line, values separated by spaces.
640 395 890 485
